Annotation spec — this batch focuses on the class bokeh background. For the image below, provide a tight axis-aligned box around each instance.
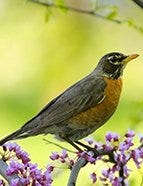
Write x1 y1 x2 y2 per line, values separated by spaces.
0 0 143 185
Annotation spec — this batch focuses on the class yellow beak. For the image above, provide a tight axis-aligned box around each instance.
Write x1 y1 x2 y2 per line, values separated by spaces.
123 54 139 64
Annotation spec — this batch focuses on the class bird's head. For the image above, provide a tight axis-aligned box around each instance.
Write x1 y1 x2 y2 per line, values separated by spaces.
96 52 139 79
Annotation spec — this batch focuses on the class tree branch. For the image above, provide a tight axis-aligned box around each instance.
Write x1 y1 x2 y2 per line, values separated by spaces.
29 0 122 23
132 0 143 8
67 149 115 186
67 157 86 186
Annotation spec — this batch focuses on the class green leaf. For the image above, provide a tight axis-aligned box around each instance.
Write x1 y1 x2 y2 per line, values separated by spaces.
106 6 118 20
45 7 52 22
54 0 65 6
54 0 68 13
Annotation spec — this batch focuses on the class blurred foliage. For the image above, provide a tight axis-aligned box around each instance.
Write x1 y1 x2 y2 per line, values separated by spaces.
0 0 143 185
33 0 143 32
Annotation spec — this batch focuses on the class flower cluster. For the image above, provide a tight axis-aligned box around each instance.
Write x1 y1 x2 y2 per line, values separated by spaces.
49 149 74 168
48 130 143 185
0 130 143 186
87 130 143 185
0 142 54 186
2 142 30 164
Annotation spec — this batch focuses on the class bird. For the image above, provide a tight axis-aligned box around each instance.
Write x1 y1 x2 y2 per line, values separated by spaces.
0 52 139 150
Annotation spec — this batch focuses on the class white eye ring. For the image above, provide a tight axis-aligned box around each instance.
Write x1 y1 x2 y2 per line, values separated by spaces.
108 55 120 65
108 55 118 61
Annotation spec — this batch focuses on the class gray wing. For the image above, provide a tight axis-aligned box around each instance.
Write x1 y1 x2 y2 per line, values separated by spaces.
0 75 106 144
33 74 106 126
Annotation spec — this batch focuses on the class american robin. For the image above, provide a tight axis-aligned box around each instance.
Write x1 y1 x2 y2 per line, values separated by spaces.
0 52 139 150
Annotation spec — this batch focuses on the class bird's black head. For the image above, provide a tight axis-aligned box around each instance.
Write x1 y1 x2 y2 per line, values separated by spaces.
96 52 139 79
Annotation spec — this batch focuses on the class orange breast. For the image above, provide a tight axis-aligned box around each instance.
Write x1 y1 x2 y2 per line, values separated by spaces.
69 77 122 129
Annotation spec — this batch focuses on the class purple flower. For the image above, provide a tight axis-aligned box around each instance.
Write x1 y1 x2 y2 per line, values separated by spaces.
28 162 38 171
119 140 133 152
60 149 68 159
138 133 143 143
46 165 54 173
123 165 131 178
112 164 120 173
100 168 123 186
85 138 94 145
90 172 97 183
2 130 143 186
11 178 19 186
69 159 74 167
17 150 30 164
49 152 59 160
125 129 135 138
102 143 113 151
114 152 129 165
6 160 23 175
111 177 122 186
77 151 86 158
101 169 110 179
20 177 30 185
43 168 53 185
59 149 68 163
93 141 103 149
3 142 21 154
77 151 96 164
86 151 96 163
138 147 143 159
131 149 141 168
3 142 30 164
0 179 5 186
105 132 119 142
0 142 55 186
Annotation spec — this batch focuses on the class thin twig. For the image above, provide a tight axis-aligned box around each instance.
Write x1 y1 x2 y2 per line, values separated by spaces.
119 163 125 186
29 0 122 23
43 138 75 153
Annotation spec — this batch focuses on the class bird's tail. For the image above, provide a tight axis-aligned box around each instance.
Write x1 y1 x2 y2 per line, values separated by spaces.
0 116 42 146
0 128 30 146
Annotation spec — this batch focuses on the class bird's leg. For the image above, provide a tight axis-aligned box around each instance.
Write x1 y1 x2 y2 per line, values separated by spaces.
62 137 83 152
75 141 99 156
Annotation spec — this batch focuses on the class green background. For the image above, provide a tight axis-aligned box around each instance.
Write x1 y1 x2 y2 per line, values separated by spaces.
0 0 143 185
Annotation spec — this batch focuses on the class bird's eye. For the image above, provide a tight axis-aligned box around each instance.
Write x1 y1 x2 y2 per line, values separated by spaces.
108 55 117 62
107 55 120 65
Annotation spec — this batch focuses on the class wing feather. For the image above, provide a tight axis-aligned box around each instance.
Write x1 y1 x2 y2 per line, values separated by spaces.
39 75 106 126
